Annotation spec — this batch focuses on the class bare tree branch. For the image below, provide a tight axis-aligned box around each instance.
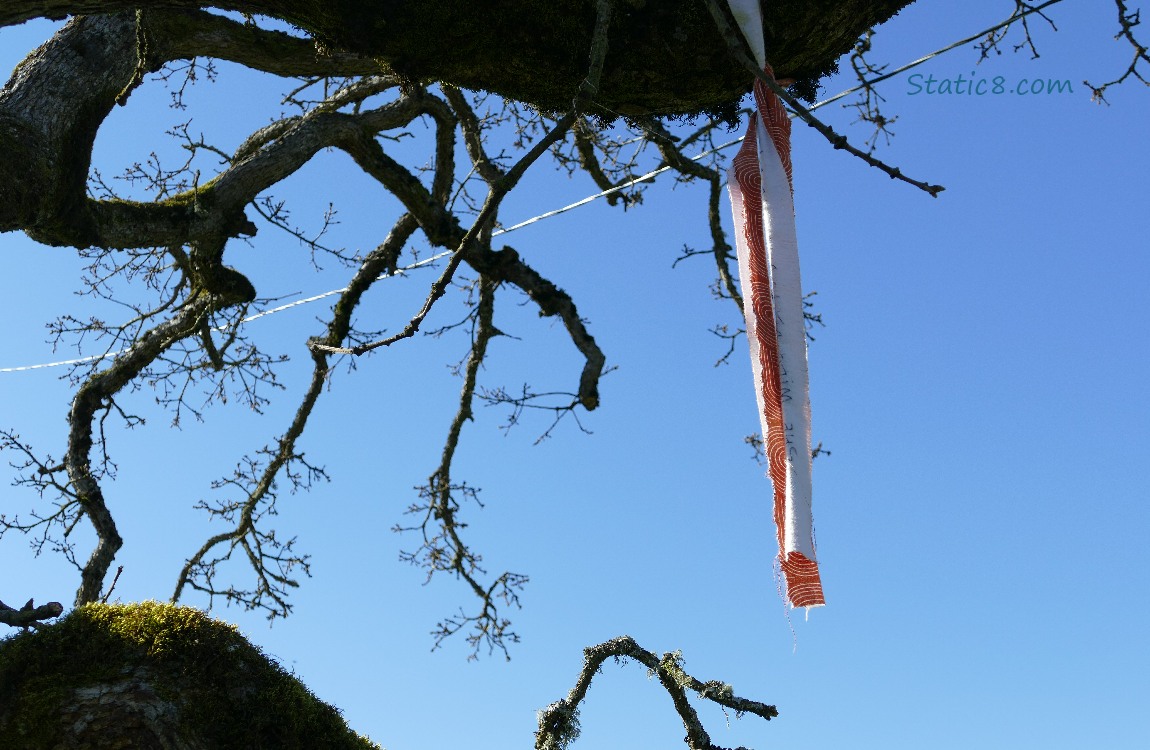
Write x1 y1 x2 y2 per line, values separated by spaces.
172 214 419 619
845 29 899 152
1085 0 1150 103
2 0 1141 657
397 275 529 660
536 636 778 750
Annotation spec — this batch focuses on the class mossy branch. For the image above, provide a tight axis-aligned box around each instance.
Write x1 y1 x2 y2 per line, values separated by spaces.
537 636 778 750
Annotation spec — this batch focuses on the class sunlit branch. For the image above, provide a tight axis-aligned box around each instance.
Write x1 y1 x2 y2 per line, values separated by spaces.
536 636 777 750
65 282 249 605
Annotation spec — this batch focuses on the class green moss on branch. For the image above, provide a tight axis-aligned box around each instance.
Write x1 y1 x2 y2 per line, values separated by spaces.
0 602 379 749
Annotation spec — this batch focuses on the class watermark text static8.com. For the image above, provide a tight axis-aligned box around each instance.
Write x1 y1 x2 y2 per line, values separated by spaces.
907 72 1073 96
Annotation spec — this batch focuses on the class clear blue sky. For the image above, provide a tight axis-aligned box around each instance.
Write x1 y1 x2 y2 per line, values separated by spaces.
2 2 1148 749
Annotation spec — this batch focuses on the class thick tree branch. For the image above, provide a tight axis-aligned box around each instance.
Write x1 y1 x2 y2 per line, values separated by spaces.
570 118 642 208
0 12 421 249
465 245 606 411
3 0 922 118
0 1 282 28
0 14 139 243
68 274 250 605
149 8 387 79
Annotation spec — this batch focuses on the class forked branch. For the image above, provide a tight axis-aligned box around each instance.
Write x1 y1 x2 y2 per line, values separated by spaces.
537 636 778 750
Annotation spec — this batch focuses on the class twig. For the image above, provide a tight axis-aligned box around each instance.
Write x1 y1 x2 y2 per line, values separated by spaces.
814 0 1070 111
1085 0 1150 103
100 565 124 603
702 0 945 197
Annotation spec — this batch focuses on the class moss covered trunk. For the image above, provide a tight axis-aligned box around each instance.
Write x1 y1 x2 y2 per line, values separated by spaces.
0 603 379 749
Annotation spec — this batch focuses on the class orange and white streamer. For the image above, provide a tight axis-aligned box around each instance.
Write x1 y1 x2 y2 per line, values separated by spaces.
726 0 825 608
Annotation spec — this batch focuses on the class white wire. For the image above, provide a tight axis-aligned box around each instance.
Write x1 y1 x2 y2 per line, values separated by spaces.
0 252 451 373
0 143 738 374
3 10 1013 375
493 135 745 234
229 250 451 325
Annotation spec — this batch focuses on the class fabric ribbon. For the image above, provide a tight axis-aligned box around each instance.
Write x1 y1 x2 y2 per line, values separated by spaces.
725 1 825 609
